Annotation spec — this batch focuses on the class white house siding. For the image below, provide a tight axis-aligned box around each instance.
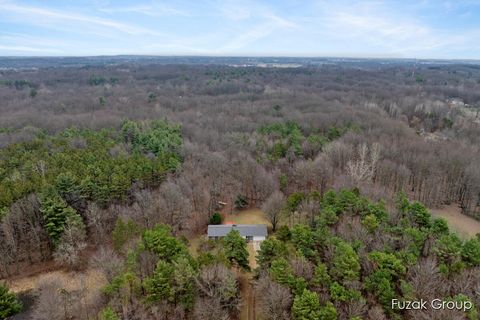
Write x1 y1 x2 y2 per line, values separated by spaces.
253 236 265 241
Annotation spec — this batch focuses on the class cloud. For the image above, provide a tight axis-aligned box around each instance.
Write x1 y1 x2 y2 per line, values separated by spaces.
98 3 190 17
0 44 63 53
0 0 479 58
216 1 298 52
0 2 163 36
311 1 480 57
220 4 252 21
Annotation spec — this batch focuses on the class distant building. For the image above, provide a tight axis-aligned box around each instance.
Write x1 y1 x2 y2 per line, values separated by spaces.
207 224 267 242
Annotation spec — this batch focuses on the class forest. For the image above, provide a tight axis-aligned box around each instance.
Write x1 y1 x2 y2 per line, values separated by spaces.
0 58 480 319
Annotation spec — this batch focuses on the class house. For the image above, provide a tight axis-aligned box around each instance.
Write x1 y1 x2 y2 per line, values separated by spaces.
207 224 267 242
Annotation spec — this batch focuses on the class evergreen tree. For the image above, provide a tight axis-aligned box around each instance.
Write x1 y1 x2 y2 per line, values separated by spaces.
276 225 291 242
330 241 360 281
291 224 315 258
144 260 174 302
292 289 321 320
223 230 249 270
209 212 222 225
99 307 120 320
269 257 295 287
408 202 432 228
257 237 286 269
461 238 480 266
234 194 248 209
0 283 22 318
362 214 379 233
142 224 187 262
318 302 337 320
431 218 449 236
172 256 197 310
311 263 331 288
39 188 83 244
434 233 464 273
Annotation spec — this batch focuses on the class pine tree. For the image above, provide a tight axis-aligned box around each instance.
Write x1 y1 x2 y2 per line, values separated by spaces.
99 307 119 320
292 289 321 320
39 188 83 244
330 241 361 281
0 283 22 318
144 260 174 302
257 237 286 269
269 257 295 286
223 230 250 270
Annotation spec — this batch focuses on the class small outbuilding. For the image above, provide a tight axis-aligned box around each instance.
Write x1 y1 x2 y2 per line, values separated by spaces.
207 224 267 242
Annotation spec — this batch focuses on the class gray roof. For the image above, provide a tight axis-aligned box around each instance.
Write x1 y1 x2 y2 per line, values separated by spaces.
208 224 268 237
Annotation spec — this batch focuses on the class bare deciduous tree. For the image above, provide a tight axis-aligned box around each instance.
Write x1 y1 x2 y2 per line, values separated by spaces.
256 276 292 320
346 143 380 184
89 246 122 281
262 191 285 232
53 217 87 269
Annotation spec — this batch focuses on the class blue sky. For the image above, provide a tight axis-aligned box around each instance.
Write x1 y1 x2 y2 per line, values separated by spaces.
0 0 480 58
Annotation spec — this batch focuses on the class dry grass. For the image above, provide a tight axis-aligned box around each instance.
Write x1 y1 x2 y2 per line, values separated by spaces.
188 234 205 257
430 204 480 239
223 208 271 228
7 268 106 294
247 243 258 270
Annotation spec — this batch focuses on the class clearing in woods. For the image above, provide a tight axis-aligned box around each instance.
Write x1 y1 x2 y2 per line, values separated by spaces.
223 208 272 228
430 204 480 239
7 268 106 294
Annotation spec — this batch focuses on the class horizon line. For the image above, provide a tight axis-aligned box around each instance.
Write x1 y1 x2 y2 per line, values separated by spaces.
1 54 480 62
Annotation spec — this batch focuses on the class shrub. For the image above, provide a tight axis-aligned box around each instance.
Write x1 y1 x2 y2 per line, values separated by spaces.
99 307 119 320
461 239 480 266
0 283 22 318
209 212 222 225
276 225 291 242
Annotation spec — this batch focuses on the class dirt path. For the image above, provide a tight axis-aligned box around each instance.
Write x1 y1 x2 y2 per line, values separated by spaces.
239 271 255 320
430 204 480 239
223 208 267 320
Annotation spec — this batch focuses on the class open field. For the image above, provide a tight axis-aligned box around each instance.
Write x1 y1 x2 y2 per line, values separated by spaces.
430 204 480 239
7 268 106 295
223 208 271 228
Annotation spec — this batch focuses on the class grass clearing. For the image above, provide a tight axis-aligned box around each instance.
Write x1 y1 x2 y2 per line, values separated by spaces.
223 208 271 228
430 204 480 239
187 234 205 257
7 268 106 294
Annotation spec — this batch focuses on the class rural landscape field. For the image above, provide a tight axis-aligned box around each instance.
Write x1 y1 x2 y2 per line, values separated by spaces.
0 56 479 320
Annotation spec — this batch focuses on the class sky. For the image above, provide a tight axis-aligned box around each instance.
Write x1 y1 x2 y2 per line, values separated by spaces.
1 0 480 59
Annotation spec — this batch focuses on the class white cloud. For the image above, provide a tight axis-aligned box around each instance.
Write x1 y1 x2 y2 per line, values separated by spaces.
216 1 298 52
0 2 163 36
98 3 190 17
0 0 479 58
310 1 480 57
220 4 252 21
0 45 63 53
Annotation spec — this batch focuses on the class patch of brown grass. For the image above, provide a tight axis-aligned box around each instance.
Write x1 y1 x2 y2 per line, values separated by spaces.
223 208 271 228
430 204 480 239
